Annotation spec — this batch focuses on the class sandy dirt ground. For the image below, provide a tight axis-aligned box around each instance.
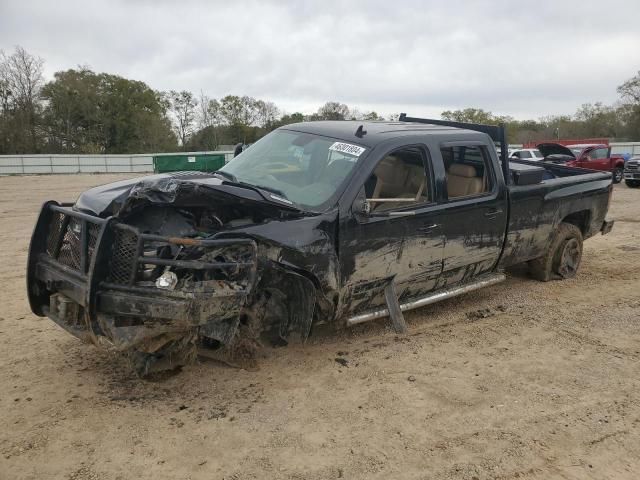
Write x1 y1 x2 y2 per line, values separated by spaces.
1 174 639 480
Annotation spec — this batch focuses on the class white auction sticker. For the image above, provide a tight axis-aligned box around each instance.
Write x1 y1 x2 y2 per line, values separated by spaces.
329 142 366 157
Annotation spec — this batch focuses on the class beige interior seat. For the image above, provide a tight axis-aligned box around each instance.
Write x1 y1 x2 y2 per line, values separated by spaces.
370 155 428 209
447 163 483 198
371 156 408 199
404 164 426 197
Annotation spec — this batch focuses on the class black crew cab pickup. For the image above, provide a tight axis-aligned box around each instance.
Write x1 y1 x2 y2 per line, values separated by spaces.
27 116 615 375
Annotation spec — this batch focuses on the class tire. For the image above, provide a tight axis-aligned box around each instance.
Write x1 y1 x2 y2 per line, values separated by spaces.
612 167 624 184
529 223 583 282
625 179 640 188
128 332 198 378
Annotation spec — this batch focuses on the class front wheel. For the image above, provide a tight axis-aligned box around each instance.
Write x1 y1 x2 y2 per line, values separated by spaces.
529 223 583 282
625 179 640 188
612 167 624 184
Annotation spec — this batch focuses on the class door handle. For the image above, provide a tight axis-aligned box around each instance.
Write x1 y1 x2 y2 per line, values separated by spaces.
418 223 440 233
484 209 503 219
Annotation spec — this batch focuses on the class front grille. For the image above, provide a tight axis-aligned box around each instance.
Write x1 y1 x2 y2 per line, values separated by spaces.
46 211 65 256
627 164 639 171
104 225 257 290
108 227 138 284
45 210 101 274
57 217 82 269
87 223 100 259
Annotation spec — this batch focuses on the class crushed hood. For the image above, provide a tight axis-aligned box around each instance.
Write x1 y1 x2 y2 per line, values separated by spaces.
74 171 302 218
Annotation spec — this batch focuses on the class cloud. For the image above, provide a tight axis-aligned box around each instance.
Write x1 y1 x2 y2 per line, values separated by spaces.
1 0 639 119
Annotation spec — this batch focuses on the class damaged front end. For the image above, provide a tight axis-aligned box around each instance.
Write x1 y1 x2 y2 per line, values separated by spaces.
27 197 260 376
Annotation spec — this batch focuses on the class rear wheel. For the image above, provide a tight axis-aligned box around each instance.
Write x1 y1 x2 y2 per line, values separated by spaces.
612 167 624 184
625 179 640 188
529 222 583 282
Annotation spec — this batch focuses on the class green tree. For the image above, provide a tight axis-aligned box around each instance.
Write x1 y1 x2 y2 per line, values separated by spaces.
41 68 176 153
195 93 222 150
441 108 495 124
277 112 304 126
314 101 350 120
0 46 45 153
574 102 622 138
167 90 198 148
219 95 261 143
617 71 640 140
360 111 383 121
255 100 279 130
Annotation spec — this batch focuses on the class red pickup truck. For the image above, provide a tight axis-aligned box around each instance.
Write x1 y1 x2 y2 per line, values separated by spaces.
537 143 626 183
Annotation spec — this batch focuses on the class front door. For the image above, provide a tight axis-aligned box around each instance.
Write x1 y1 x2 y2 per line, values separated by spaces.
579 147 610 171
340 145 444 316
437 143 508 287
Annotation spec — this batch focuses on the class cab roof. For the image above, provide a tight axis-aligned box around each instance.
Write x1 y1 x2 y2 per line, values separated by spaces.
279 120 487 148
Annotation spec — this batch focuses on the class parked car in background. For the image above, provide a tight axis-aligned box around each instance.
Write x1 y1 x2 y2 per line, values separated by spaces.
510 149 544 161
624 156 640 188
537 143 626 183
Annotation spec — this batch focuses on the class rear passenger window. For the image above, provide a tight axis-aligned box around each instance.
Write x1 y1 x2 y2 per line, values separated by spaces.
441 145 494 199
366 146 432 211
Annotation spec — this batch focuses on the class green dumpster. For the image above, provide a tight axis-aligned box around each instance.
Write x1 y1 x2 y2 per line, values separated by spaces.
153 153 226 173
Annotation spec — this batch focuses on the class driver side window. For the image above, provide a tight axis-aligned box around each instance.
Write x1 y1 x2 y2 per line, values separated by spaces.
588 148 608 160
366 146 432 211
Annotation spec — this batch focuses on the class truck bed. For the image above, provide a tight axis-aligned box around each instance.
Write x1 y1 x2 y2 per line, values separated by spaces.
499 160 613 267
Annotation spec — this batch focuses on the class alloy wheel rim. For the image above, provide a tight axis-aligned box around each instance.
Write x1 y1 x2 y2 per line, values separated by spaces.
615 169 623 182
557 238 580 277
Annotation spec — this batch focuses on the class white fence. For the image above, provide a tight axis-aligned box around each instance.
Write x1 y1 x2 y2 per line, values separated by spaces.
610 142 640 157
1 143 638 176
0 151 234 175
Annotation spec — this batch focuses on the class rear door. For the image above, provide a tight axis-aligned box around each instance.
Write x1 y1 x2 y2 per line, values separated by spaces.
437 142 508 287
340 144 445 316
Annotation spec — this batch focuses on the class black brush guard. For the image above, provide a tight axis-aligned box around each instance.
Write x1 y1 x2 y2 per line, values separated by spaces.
27 202 258 348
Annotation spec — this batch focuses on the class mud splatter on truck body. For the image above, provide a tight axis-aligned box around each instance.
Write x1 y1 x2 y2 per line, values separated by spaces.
27 116 615 375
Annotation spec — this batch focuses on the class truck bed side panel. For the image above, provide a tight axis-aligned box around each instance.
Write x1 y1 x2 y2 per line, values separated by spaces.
500 172 612 268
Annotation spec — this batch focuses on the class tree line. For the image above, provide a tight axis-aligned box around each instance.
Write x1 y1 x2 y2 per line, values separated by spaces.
1 45 639 155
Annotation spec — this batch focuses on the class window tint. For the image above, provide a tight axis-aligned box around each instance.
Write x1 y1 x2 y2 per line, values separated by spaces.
441 145 493 199
520 151 532 159
366 147 431 212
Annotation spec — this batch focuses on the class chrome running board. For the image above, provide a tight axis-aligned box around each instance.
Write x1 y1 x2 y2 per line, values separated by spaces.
346 273 506 327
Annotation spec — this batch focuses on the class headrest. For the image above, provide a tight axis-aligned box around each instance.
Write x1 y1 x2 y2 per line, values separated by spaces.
448 163 477 178
375 156 406 184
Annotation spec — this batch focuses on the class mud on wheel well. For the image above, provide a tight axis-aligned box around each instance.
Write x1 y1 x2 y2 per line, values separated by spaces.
561 210 591 235
252 267 317 343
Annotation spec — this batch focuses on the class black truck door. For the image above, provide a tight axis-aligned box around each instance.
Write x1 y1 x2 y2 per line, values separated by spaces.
437 143 508 287
339 145 445 316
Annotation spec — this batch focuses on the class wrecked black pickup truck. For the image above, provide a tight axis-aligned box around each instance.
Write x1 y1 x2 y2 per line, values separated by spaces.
27 115 615 375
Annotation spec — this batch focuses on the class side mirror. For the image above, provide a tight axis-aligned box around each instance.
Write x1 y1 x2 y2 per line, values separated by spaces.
233 143 243 157
352 188 370 218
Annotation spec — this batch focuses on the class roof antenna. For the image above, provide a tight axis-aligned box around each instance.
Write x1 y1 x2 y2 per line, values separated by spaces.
355 124 367 138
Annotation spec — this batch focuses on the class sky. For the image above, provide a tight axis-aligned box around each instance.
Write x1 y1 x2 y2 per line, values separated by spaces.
1 0 639 120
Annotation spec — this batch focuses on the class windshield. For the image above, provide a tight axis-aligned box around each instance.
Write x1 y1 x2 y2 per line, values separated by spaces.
532 149 543 158
219 130 364 211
